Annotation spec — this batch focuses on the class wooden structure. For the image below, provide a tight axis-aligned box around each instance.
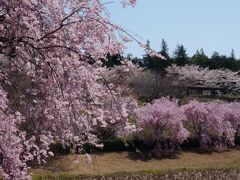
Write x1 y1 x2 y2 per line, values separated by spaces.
186 86 228 96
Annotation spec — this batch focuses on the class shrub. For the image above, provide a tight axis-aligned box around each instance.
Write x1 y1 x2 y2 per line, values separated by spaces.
222 102 240 139
135 97 189 156
182 101 235 150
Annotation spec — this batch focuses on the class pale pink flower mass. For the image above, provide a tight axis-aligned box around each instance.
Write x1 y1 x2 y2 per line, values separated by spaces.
0 0 138 179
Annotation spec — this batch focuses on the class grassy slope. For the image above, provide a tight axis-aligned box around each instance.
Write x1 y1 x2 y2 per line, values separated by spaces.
32 148 240 179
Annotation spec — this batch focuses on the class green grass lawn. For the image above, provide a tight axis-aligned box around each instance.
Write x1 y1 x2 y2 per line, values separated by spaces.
32 148 240 179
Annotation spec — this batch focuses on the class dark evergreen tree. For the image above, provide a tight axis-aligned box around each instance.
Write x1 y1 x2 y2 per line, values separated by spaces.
142 40 152 68
173 44 188 66
191 49 209 67
143 40 171 72
208 51 239 70
160 39 170 60
211 51 221 59
230 49 235 60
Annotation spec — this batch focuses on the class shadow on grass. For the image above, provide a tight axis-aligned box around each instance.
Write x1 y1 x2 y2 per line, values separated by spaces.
126 146 233 162
126 149 182 162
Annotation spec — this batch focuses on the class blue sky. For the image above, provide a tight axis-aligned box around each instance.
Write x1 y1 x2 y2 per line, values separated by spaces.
107 0 240 58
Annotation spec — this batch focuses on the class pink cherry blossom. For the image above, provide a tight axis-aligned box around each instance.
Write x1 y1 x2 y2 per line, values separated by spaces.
135 97 189 156
0 0 139 179
166 65 240 92
181 101 236 150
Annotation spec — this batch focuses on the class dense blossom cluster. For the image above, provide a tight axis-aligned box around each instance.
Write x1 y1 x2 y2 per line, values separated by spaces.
221 102 240 139
0 89 28 179
135 98 240 154
182 101 236 150
166 65 240 92
0 0 138 179
102 60 143 85
1 0 240 178
135 98 189 155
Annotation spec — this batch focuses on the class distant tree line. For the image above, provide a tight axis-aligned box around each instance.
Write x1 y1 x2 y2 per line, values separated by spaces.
103 39 240 72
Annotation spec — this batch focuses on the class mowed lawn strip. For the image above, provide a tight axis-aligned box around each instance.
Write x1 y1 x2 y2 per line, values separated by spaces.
32 148 240 179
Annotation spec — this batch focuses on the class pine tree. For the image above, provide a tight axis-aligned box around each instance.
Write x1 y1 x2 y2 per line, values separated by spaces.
173 44 188 66
191 49 209 67
230 49 235 60
160 39 170 60
143 40 170 72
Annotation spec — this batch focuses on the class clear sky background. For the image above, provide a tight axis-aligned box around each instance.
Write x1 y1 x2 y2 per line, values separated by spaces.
107 0 240 58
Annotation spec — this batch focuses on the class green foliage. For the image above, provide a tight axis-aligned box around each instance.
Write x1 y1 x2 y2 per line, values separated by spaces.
191 49 209 67
160 39 170 60
173 44 189 66
135 39 240 72
190 50 240 71
102 53 123 67
142 40 171 72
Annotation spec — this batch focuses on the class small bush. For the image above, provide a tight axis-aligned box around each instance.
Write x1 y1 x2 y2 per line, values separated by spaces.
182 101 235 150
135 97 189 156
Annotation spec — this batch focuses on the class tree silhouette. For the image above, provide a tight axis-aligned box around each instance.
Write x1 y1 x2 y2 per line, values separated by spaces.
173 44 188 66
